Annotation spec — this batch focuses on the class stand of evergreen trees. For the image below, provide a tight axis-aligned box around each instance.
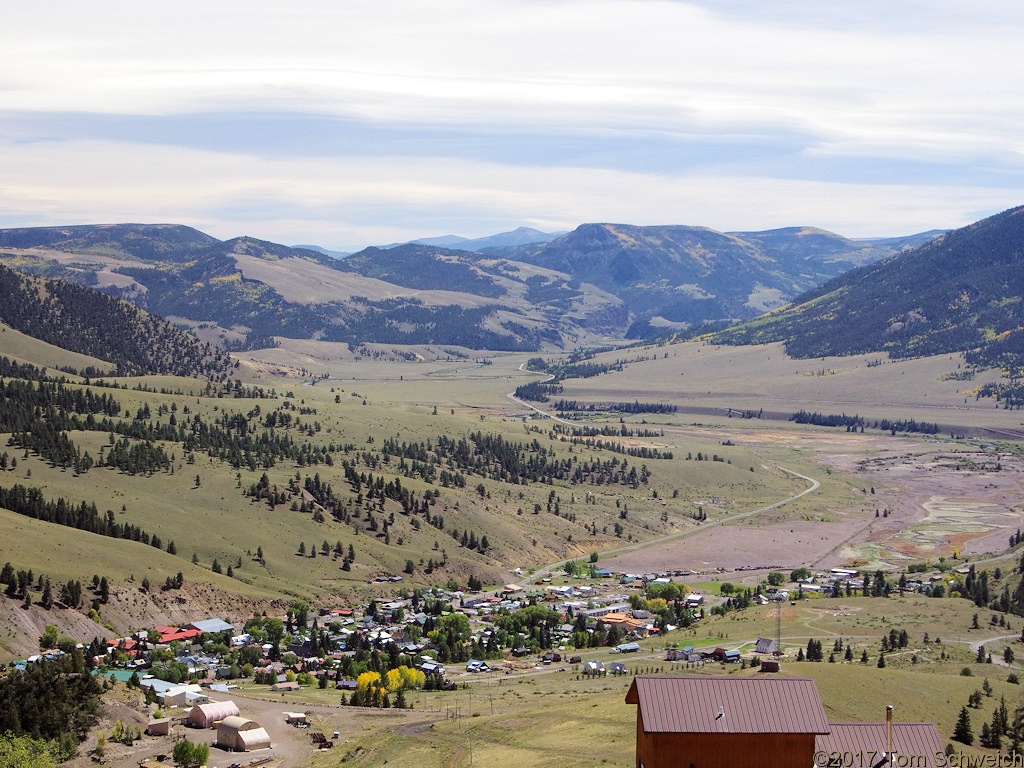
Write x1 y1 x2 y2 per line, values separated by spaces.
0 654 102 760
0 264 231 378
0 483 166 548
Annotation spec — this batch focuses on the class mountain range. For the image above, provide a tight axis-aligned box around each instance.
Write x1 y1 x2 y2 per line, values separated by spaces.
712 205 1024 370
0 221 939 351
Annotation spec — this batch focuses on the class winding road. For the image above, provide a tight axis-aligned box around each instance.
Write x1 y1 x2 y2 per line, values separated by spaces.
507 382 821 588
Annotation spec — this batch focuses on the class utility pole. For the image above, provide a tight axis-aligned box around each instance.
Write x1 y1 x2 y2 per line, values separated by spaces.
775 599 783 659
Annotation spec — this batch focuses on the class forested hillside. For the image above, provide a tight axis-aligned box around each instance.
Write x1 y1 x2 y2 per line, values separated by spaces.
0 264 232 378
712 205 1024 367
490 222 934 337
0 223 217 261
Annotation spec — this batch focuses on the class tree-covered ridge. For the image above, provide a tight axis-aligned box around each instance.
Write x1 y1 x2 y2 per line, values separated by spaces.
378 431 663 488
711 205 1024 363
0 374 333 474
343 245 508 299
0 264 232 377
0 223 217 262
120 254 547 351
0 483 166 548
118 253 324 345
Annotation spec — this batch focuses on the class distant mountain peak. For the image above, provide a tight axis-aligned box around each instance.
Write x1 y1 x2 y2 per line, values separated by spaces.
377 226 564 252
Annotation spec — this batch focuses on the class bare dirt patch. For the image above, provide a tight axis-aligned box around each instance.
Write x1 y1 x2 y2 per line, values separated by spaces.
600 516 867 574
820 444 1024 561
599 426 1024 577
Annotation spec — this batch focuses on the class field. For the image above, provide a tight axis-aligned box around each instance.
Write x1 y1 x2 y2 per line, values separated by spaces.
7 334 1024 766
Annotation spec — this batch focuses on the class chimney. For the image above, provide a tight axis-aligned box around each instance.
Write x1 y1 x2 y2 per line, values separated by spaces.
885 705 894 763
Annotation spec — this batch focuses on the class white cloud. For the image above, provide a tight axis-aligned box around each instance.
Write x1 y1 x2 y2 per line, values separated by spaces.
1 0 1022 245
0 138 1016 248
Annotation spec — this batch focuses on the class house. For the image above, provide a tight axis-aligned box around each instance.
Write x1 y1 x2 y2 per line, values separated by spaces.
754 637 778 655
583 660 605 676
419 660 445 676
466 659 490 673
614 642 641 653
216 715 272 751
610 662 628 675
666 646 696 662
625 677 941 768
816 721 943 768
155 625 202 644
271 681 301 692
626 676 830 768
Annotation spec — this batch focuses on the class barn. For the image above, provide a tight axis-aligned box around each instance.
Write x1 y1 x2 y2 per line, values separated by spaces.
185 700 240 728
216 715 272 751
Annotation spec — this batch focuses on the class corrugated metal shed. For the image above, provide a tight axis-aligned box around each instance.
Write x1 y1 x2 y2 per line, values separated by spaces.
816 723 943 768
625 676 830 734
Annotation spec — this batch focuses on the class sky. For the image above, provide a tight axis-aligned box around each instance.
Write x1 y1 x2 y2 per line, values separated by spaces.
2 1 1023 251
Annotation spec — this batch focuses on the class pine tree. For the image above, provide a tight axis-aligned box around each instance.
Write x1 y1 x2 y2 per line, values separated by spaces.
954 706 974 745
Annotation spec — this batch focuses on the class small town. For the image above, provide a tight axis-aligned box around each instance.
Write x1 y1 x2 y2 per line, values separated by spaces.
9 560 975 765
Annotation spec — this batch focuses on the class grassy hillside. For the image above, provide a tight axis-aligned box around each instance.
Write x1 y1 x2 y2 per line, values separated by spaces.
0 342 815 660
5 326 1024 767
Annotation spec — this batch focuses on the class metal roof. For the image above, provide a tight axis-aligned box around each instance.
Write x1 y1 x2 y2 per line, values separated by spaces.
816 724 943 768
191 618 234 634
625 676 830 734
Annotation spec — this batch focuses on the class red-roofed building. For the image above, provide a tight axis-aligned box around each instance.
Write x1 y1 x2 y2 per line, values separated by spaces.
625 677 941 768
817 723 943 768
157 626 202 644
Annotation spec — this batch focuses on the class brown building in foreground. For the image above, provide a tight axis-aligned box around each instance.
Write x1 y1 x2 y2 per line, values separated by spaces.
625 676 942 768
